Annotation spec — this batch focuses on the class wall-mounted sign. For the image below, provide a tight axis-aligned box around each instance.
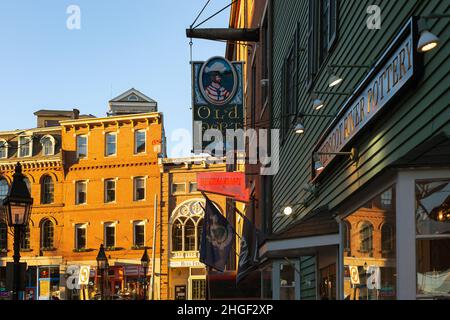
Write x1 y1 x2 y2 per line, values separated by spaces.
192 56 244 153
170 260 205 268
78 266 90 285
314 18 420 178
349 266 360 285
197 172 250 202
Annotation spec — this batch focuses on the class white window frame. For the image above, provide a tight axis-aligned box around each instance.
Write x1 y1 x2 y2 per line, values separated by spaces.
104 222 117 248
0 139 8 159
105 132 117 157
272 260 301 300
40 135 55 156
189 182 198 193
18 135 33 158
75 223 87 250
104 179 116 203
133 220 146 248
134 130 147 154
75 181 88 205
133 177 146 201
76 135 88 159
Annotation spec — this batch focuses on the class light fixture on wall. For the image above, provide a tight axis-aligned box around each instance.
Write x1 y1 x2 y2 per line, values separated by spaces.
312 91 351 111
293 112 336 135
417 14 450 53
313 148 358 173
294 121 305 135
283 206 293 216
327 64 371 88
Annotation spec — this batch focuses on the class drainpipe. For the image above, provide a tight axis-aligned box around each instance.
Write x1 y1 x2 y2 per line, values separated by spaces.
150 194 157 300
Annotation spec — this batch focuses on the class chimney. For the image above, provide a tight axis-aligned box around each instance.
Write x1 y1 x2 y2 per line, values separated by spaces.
72 108 80 119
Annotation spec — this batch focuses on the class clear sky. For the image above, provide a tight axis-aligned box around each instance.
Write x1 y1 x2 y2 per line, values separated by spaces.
0 0 230 157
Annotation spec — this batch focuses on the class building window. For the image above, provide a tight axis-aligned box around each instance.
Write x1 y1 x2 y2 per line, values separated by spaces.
19 136 33 158
307 0 338 87
76 181 87 205
23 177 31 194
191 279 206 300
104 222 116 248
281 36 298 140
0 178 9 203
128 95 138 101
20 225 31 250
134 130 146 154
189 182 198 193
40 135 55 156
0 222 7 251
343 221 351 252
0 140 8 159
104 179 116 203
134 177 145 201
133 221 145 248
75 224 87 250
41 219 54 250
359 222 373 254
41 175 54 204
172 183 186 195
76 135 88 159
343 186 396 300
416 179 450 298
171 200 207 253
105 132 117 157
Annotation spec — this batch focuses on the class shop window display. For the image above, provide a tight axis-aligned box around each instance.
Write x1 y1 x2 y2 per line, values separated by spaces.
342 186 396 300
415 179 450 298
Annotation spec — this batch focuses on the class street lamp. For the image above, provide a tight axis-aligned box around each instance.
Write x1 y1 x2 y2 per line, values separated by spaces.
2 162 33 300
96 244 109 300
141 247 150 300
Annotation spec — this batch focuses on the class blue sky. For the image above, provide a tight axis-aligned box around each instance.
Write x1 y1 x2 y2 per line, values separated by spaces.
0 0 230 157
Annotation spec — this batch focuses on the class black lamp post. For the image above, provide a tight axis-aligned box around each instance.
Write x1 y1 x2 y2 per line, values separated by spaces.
141 247 150 300
96 244 108 300
2 163 33 300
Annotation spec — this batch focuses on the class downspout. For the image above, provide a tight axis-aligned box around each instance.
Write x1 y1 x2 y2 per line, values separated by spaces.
150 194 157 300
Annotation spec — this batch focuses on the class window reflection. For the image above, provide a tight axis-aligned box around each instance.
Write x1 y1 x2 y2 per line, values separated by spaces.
280 263 295 300
343 186 396 300
416 179 450 298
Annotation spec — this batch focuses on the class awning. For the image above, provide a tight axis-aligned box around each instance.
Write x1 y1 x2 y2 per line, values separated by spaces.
259 206 339 258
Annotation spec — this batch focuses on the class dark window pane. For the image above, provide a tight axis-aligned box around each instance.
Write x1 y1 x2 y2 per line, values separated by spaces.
135 131 146 153
105 180 116 203
172 220 183 252
105 225 115 247
76 226 86 250
134 224 145 247
77 136 87 158
0 222 7 251
0 179 9 202
185 220 196 251
41 220 54 249
42 176 54 204
106 133 117 156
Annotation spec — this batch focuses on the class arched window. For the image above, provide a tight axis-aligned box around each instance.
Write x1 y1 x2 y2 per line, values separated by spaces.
41 219 54 250
171 200 217 253
23 177 31 193
359 222 373 254
172 218 184 252
20 225 31 250
381 223 394 252
0 178 8 202
0 221 7 251
40 136 55 156
0 139 8 159
41 175 54 204
342 221 351 251
185 219 196 251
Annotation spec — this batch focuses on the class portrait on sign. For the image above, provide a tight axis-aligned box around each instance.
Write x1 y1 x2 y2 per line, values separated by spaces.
200 57 237 106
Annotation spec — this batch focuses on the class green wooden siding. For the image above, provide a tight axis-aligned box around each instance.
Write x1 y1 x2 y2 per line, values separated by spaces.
300 256 316 300
271 0 450 233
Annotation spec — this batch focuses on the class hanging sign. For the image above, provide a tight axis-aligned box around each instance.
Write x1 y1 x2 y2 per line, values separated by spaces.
313 18 420 178
349 266 360 285
78 266 90 285
192 56 244 153
197 172 250 202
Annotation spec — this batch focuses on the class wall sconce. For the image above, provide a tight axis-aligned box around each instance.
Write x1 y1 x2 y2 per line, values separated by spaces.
293 112 335 135
312 91 351 111
417 14 450 53
314 148 358 172
327 64 371 88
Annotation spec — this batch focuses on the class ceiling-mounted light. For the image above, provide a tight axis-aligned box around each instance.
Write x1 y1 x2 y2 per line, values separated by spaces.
417 30 439 52
283 206 293 216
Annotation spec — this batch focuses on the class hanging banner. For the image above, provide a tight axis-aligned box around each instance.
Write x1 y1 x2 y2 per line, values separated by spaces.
192 56 244 153
197 172 250 202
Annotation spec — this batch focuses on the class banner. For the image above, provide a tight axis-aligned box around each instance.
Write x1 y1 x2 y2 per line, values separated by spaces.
197 172 250 202
236 204 259 284
199 196 234 272
192 56 244 153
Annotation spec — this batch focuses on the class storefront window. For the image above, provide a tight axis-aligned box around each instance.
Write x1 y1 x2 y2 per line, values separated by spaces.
279 262 295 300
415 179 450 298
343 186 396 300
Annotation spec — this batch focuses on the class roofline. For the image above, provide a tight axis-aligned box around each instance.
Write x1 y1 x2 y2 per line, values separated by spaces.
60 112 162 126
0 126 62 135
